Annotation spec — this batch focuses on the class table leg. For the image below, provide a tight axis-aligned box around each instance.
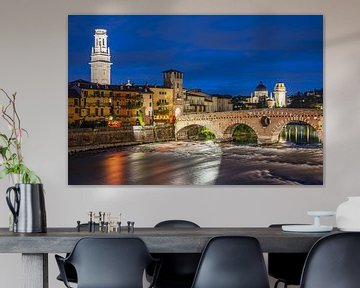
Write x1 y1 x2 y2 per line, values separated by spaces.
22 253 48 288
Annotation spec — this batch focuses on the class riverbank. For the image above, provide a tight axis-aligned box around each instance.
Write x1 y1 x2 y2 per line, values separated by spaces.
68 125 175 154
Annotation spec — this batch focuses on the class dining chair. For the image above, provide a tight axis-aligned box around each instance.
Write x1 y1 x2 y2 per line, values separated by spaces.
268 224 308 288
191 236 270 288
300 232 360 288
56 223 99 284
55 237 161 288
147 220 201 288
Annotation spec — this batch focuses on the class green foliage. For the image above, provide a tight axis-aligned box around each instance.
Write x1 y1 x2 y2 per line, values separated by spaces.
233 125 257 144
137 111 145 127
198 128 215 140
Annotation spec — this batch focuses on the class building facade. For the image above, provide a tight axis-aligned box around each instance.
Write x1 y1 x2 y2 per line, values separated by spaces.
149 86 175 124
68 80 153 127
184 89 233 113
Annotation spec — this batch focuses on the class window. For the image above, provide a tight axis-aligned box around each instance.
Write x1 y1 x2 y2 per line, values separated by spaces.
101 91 104 97
75 108 79 113
95 108 98 116
74 99 79 106
149 102 152 107
101 108 104 116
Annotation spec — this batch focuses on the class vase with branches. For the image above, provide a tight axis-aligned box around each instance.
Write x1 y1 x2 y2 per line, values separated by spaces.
0 89 41 184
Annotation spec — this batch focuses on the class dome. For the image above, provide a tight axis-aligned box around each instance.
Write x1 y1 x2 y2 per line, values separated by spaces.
255 81 267 92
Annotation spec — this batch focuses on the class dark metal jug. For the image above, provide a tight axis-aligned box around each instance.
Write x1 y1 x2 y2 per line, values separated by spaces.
6 183 47 233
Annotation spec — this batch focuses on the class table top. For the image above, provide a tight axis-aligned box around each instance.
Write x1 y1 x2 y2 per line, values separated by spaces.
0 227 340 254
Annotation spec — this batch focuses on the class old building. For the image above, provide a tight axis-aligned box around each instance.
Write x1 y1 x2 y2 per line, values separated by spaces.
149 86 175 124
68 80 112 126
215 95 233 112
68 80 153 127
185 89 233 113
185 89 212 113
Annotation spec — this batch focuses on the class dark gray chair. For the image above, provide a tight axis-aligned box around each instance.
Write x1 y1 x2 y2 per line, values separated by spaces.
148 220 201 288
300 232 360 288
268 224 308 288
191 236 270 288
55 237 160 288
56 223 99 284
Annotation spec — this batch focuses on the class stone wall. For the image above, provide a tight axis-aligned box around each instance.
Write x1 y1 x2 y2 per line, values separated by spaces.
68 125 175 153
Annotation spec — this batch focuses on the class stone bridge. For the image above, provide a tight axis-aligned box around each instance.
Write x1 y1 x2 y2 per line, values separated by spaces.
175 108 323 144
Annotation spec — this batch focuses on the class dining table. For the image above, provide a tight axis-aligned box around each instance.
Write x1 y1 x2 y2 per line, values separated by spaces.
0 226 339 288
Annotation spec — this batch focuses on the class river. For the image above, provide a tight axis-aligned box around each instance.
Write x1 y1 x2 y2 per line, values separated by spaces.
68 141 323 185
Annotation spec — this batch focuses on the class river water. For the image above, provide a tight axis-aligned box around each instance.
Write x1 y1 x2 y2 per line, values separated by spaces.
68 141 323 185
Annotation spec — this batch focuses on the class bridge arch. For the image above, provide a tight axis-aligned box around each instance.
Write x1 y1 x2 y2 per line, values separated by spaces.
222 121 261 141
175 120 222 139
270 117 323 143
176 123 219 140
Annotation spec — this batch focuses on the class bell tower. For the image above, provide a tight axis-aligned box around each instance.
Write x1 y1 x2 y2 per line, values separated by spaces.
90 29 112 85
163 69 184 118
274 82 287 107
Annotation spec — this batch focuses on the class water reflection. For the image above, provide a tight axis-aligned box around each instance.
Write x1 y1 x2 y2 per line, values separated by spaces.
279 123 320 144
68 140 322 185
102 152 126 184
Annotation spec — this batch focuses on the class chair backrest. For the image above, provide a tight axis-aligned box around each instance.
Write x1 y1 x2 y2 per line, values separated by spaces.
67 237 154 288
268 224 308 285
155 220 200 228
152 220 201 286
191 236 270 288
300 232 360 288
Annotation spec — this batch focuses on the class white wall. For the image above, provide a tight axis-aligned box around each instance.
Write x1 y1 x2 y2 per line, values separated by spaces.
0 0 360 287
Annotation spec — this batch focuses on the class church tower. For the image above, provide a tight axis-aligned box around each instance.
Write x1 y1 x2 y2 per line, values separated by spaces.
274 82 287 107
90 29 112 85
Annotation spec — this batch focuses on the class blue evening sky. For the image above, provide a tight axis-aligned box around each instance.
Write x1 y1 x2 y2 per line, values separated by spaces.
68 15 323 96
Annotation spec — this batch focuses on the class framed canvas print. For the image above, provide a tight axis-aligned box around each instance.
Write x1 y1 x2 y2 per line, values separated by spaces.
68 15 323 185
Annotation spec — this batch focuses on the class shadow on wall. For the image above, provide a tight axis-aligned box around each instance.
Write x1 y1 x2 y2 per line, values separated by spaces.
327 31 360 46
